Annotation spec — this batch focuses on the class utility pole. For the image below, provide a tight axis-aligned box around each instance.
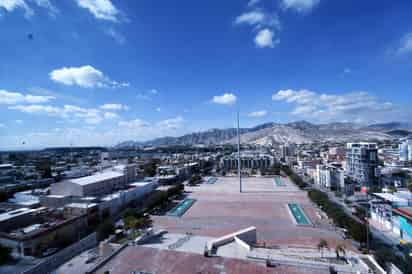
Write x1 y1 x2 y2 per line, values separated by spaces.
237 111 242 193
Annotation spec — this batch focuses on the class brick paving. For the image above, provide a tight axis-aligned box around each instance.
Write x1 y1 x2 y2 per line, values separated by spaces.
153 177 348 249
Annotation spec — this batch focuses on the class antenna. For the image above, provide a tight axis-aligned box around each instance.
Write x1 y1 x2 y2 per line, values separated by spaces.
237 111 242 193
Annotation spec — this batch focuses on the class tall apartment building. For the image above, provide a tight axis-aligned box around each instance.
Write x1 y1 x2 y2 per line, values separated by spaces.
399 139 412 162
346 143 379 187
315 164 344 190
280 144 296 160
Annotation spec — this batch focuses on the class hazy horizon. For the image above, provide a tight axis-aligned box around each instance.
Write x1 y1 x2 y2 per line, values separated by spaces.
1 0 412 149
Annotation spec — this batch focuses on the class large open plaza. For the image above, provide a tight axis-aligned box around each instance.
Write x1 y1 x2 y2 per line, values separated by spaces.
153 176 347 248
94 176 373 274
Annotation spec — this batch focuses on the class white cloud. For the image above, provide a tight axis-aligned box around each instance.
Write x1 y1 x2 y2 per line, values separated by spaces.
8 104 118 124
0 90 55 104
118 116 184 135
281 0 320 13
248 0 261 7
234 5 281 49
398 32 412 54
272 89 406 122
100 103 129 111
235 10 280 29
0 123 4 128
104 27 126 44
74 0 119 21
156 107 161 112
255 29 278 48
49 65 129 88
212 93 237 105
118 119 150 129
15 120 23 124
0 0 57 18
157 116 184 130
248 110 268 118
103 112 118 119
235 11 265 26
136 89 159 100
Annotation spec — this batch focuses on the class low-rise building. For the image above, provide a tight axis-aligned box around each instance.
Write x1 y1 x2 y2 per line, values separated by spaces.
0 207 89 258
370 192 412 244
51 171 126 197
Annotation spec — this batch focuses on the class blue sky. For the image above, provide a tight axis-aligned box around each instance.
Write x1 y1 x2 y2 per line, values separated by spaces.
0 0 412 149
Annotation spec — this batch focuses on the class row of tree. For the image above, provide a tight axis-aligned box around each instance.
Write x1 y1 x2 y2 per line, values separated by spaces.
308 189 367 243
281 165 308 189
97 183 185 241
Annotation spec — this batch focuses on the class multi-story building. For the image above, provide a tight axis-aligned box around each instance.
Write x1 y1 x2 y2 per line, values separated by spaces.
50 164 138 198
51 171 126 197
346 143 379 187
399 139 412 162
0 207 89 258
315 164 345 190
220 152 274 171
280 144 296 161
370 192 412 244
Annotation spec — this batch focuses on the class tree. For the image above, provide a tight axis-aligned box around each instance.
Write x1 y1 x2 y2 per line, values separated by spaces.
35 159 52 179
143 160 158 177
97 220 115 241
388 185 397 194
189 175 202 186
335 244 346 260
406 175 412 193
0 244 12 265
317 239 329 258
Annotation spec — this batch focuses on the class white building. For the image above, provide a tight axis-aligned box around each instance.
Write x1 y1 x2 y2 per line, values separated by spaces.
51 171 126 197
50 164 137 198
315 164 344 190
399 139 412 162
99 180 158 217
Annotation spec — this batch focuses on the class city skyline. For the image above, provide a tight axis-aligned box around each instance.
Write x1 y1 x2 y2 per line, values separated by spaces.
1 0 412 149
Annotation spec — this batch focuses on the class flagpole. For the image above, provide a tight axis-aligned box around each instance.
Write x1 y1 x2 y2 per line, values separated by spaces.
237 111 242 193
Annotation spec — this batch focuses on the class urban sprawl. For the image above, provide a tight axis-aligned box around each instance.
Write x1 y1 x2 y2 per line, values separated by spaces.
0 139 411 274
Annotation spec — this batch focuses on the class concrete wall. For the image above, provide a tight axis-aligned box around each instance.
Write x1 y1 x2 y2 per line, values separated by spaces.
51 182 82 197
22 233 97 274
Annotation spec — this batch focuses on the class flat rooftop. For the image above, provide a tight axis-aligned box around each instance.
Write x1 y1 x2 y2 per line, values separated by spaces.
0 208 35 222
94 245 327 274
68 171 124 186
152 176 348 249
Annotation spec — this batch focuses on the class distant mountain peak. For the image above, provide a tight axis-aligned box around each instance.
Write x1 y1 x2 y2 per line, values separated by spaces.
115 120 404 148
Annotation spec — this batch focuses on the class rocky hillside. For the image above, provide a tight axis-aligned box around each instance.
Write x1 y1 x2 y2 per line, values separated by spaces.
115 121 410 148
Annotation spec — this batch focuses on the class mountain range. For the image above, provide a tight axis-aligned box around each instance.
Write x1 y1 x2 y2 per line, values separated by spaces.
115 121 412 148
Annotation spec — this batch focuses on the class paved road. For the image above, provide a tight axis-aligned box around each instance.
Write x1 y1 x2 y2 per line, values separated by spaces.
309 184 399 247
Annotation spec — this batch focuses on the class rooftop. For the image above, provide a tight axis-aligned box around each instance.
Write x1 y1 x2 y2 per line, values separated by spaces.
0 208 39 223
68 171 124 186
94 245 326 274
65 203 98 209
393 207 412 221
372 193 409 204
